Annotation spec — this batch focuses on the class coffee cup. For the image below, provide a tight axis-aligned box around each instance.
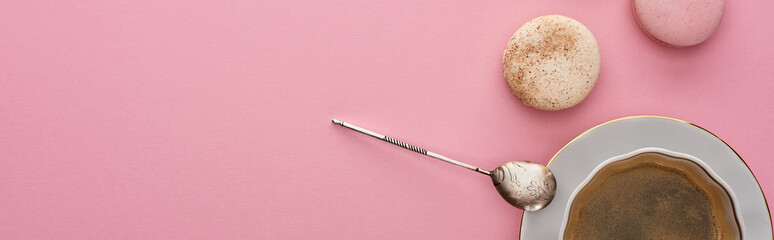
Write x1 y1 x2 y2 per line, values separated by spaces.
559 148 743 239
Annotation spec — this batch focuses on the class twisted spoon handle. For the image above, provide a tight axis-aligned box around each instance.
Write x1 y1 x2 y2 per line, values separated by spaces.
332 119 491 176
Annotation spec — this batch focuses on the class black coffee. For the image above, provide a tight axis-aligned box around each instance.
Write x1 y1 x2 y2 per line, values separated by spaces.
563 152 740 240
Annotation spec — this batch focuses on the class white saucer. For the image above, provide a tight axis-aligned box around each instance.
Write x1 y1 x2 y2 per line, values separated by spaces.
520 116 772 239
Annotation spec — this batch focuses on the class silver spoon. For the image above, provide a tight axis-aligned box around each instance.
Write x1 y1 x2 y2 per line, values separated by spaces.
332 119 556 211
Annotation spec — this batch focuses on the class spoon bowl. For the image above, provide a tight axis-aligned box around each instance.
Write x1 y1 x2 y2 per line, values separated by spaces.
491 161 556 211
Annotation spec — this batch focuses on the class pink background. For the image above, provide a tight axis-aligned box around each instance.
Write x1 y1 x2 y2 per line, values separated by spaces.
1 0 772 239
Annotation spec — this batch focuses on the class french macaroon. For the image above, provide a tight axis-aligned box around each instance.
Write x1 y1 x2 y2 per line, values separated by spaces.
503 15 601 111
633 0 725 47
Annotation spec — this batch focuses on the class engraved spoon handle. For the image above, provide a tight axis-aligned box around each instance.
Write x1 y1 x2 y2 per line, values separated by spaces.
332 119 491 175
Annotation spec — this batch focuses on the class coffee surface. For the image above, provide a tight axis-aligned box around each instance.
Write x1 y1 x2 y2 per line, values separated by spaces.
563 152 740 240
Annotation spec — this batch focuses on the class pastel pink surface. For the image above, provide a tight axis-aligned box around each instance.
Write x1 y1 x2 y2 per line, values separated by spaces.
0 1 772 239
633 0 725 47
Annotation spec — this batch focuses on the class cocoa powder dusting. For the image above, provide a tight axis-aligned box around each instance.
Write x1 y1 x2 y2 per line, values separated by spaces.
504 18 578 106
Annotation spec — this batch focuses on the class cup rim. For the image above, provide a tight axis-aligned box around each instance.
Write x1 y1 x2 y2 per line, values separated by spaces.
557 147 745 238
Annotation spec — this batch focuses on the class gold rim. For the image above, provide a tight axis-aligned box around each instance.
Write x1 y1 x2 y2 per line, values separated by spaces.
519 115 772 237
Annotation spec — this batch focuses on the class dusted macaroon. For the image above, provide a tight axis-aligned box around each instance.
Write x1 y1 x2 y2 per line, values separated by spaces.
503 15 601 111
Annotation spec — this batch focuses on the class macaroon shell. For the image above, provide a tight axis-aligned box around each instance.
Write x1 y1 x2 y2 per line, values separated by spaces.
633 0 725 47
502 15 601 111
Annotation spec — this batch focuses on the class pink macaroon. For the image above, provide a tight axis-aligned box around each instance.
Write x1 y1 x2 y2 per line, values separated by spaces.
633 0 725 48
